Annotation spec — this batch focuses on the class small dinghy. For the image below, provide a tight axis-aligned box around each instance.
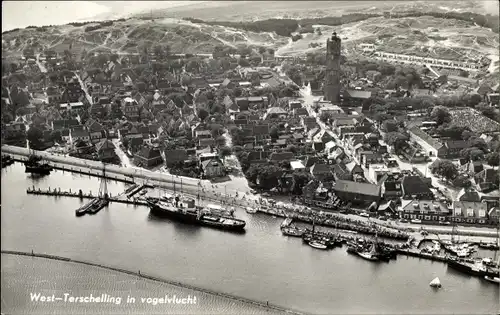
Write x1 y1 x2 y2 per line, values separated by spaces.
308 241 328 250
429 277 442 288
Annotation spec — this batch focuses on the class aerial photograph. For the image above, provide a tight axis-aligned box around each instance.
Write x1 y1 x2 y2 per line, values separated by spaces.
1 1 499 314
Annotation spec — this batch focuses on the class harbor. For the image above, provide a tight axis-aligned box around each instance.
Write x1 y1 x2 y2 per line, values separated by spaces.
1 161 498 314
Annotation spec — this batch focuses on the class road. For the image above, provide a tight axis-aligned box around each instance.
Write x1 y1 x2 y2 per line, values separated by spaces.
35 54 47 73
73 71 93 105
111 139 132 167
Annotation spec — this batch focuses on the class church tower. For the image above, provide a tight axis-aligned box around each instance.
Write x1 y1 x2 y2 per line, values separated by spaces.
324 32 341 103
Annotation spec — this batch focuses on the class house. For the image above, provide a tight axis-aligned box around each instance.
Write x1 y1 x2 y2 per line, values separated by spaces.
383 177 403 199
290 160 306 171
164 149 188 167
401 200 450 223
462 161 484 174
333 180 381 204
269 152 294 163
488 207 500 225
332 163 352 181
302 117 318 130
61 129 71 143
134 145 163 168
377 200 398 217
452 201 489 225
201 157 225 178
51 119 79 131
95 139 116 163
401 176 433 200
265 107 288 120
442 140 469 159
474 168 498 185
310 163 333 182
86 120 106 144
70 128 90 144
121 97 140 120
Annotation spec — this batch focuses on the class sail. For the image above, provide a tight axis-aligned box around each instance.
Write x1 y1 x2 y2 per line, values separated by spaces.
429 277 441 287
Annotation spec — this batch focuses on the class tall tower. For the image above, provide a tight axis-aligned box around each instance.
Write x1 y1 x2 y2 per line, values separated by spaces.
324 32 341 103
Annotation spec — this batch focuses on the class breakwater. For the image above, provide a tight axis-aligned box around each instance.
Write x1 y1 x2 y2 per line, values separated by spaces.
1 250 305 315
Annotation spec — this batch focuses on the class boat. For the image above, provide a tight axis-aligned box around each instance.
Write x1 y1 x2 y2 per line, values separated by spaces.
76 165 109 216
308 240 328 250
24 152 52 175
484 276 500 284
429 277 442 288
75 199 98 216
147 197 246 231
479 242 500 250
446 257 499 278
281 226 305 237
245 207 258 214
357 245 380 261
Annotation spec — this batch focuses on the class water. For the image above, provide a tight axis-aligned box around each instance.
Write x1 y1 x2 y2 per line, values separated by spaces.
1 163 499 314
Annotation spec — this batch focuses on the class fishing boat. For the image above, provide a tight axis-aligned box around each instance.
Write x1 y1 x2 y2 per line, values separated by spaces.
245 206 258 214
281 226 305 237
80 166 109 215
429 277 442 288
308 240 328 250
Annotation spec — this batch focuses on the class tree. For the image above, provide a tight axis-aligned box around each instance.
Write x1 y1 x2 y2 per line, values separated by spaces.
382 120 399 132
319 112 333 124
467 136 488 152
431 159 458 181
270 126 279 140
50 130 62 143
219 146 232 161
430 106 451 125
384 132 409 152
486 152 499 167
27 126 43 148
197 108 209 121
216 135 226 147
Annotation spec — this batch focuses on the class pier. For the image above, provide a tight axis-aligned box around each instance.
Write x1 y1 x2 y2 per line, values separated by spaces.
26 187 148 206
396 248 448 263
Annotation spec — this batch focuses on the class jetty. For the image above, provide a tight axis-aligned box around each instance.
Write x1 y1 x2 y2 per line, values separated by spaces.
26 187 148 206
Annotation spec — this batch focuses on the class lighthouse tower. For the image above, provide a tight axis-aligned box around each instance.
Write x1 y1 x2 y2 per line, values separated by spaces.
324 32 341 103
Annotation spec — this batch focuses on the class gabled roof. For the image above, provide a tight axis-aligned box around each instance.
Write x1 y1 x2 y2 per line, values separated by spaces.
346 90 372 99
334 180 380 197
95 139 114 152
269 152 294 161
401 176 432 196
136 146 162 160
310 163 331 175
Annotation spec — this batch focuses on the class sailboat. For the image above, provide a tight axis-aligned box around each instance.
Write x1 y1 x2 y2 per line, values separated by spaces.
86 165 109 215
429 277 442 288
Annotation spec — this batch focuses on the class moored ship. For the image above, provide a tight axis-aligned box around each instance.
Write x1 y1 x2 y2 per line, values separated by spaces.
147 196 246 232
446 257 499 278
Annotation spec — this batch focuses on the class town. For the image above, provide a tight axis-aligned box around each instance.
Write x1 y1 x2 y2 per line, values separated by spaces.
2 26 499 229
1 3 500 315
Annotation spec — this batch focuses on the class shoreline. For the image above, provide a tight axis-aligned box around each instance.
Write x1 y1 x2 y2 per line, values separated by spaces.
1 250 306 315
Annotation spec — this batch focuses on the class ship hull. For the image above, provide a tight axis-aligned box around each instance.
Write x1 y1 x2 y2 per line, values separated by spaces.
149 202 245 232
447 259 499 278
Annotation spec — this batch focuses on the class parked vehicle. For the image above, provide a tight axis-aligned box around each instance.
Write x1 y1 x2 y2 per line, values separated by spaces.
411 219 422 224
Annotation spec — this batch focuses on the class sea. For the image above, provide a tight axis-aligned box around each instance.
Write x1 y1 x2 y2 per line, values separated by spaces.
1 162 499 314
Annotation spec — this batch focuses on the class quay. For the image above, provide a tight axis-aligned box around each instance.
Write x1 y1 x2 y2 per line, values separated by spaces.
10 155 134 184
396 248 448 263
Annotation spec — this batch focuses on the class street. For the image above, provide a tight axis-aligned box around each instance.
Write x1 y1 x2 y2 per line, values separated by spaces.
35 54 47 73
73 71 93 105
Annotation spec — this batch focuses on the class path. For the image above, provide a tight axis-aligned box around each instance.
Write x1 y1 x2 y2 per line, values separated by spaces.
35 53 47 73
73 71 93 105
